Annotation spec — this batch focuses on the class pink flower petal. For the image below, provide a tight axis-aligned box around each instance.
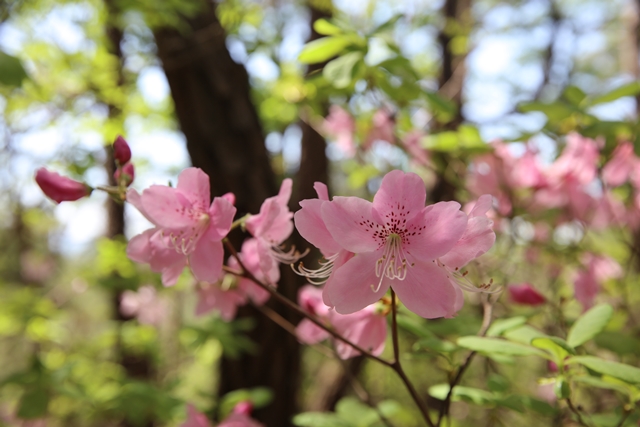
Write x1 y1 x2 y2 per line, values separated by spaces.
404 202 467 260
190 235 223 283
331 307 387 359
439 215 495 269
326 251 390 314
182 404 212 427
177 167 211 208
295 199 342 256
322 197 379 253
391 260 460 318
126 229 156 264
314 182 330 200
141 185 193 229
372 170 426 222
296 318 330 345
209 197 237 240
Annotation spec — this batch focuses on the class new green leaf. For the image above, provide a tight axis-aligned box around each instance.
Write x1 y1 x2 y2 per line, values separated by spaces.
567 304 613 348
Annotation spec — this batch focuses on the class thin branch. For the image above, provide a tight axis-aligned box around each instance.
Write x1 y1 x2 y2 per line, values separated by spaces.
389 290 436 427
566 397 591 427
223 239 393 368
436 295 494 427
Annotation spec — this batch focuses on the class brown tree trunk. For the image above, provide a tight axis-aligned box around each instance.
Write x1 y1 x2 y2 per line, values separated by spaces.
153 4 303 425
431 0 471 203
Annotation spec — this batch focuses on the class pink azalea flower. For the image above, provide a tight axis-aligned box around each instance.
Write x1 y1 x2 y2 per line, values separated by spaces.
195 278 247 321
574 253 622 310
508 283 546 306
401 131 430 167
126 168 236 286
35 168 92 203
181 405 211 427
317 170 468 318
295 285 387 359
293 182 355 307
323 105 356 157
364 109 395 148
245 178 299 279
230 238 274 304
120 285 168 326
218 401 264 427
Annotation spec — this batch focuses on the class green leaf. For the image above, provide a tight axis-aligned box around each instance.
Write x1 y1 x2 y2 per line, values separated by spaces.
487 316 527 337
563 86 587 106
457 336 547 358
323 51 363 88
0 51 28 88
17 388 49 419
567 304 613 348
335 397 379 426
292 412 353 427
313 19 343 36
219 387 273 419
503 325 548 344
595 331 640 355
589 82 640 106
573 376 631 395
395 314 434 338
415 337 457 353
531 337 575 364
298 36 357 64
429 384 495 406
569 356 640 384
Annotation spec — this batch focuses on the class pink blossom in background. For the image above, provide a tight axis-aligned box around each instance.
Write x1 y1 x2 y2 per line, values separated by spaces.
295 285 387 359
602 142 639 187
181 405 211 427
573 253 622 310
228 238 273 305
245 178 298 278
218 401 264 427
317 170 469 318
468 144 514 216
401 131 430 167
364 109 395 148
113 135 132 164
126 168 236 286
195 279 247 321
120 285 168 326
35 168 92 203
508 283 546 306
323 105 356 157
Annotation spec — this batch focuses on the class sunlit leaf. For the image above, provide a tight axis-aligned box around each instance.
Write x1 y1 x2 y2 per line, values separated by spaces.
567 304 613 348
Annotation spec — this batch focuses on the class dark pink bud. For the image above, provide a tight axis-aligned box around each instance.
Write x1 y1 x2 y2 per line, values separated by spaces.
508 283 546 306
35 168 92 203
114 162 135 187
548 361 558 373
113 135 132 164
232 401 253 416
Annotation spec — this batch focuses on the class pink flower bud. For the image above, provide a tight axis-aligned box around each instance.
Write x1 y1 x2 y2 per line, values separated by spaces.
508 283 546 306
233 401 253 415
35 167 92 203
113 135 132 164
114 162 135 187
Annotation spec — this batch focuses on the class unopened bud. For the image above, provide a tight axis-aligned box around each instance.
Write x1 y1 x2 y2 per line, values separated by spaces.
233 401 253 415
113 135 132 164
508 283 546 306
35 168 92 203
114 162 135 187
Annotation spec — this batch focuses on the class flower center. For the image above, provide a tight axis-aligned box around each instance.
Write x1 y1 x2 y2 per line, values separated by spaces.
373 233 409 291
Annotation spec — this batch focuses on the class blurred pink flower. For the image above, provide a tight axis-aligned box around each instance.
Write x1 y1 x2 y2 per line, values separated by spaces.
602 141 639 187
401 131 430 166
126 168 236 286
181 405 211 427
35 168 92 203
508 283 546 306
196 279 247 321
364 109 395 148
218 401 264 427
295 285 387 359
120 285 168 326
323 105 356 157
573 253 622 310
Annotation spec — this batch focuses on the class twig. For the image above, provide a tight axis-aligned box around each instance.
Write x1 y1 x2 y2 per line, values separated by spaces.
223 239 393 367
436 295 494 427
566 397 591 427
389 289 436 427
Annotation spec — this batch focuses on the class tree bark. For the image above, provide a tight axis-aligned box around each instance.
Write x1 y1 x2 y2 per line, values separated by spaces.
153 4 302 425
